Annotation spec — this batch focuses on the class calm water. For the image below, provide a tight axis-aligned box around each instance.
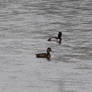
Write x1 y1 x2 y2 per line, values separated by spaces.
0 0 92 92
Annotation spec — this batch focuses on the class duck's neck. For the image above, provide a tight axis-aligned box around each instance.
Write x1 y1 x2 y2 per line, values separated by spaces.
59 38 62 44
47 51 50 55
47 51 51 60
58 33 62 39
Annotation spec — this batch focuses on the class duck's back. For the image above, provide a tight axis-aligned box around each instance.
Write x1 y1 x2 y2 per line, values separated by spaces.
36 53 47 58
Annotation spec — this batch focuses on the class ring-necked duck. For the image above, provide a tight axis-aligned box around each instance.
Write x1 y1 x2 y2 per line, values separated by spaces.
48 32 62 44
36 47 52 61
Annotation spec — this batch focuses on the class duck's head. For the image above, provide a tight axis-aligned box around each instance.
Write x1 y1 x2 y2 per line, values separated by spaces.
47 47 52 52
58 32 62 39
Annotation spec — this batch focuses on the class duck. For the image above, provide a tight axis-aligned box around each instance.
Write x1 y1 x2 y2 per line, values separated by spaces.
36 47 52 61
48 32 62 44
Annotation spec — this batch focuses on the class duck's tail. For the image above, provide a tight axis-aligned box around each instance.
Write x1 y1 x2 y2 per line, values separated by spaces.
48 38 51 41
36 54 40 58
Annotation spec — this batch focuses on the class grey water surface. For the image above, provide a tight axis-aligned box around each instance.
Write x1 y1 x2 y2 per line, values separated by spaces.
0 0 92 92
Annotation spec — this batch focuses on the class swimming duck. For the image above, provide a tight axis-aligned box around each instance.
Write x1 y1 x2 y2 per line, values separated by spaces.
36 47 52 61
48 32 62 44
